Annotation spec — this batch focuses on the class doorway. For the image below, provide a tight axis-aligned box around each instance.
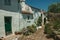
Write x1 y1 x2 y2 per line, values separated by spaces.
4 16 12 35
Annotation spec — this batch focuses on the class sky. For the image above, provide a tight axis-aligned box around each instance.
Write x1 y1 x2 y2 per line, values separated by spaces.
26 0 60 11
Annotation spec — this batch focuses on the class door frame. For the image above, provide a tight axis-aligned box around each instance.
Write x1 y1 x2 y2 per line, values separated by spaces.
4 16 12 35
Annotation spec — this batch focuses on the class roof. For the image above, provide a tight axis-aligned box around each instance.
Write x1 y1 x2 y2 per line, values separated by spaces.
25 3 41 11
21 2 41 14
21 10 33 14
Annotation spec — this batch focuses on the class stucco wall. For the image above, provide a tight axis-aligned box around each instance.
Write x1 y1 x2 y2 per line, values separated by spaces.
0 0 21 37
19 13 34 31
0 0 1 5
33 10 41 21
0 0 42 38
0 10 19 37
0 0 19 12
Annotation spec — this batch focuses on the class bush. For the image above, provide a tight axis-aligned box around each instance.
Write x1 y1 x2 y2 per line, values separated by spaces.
47 12 60 31
27 25 37 33
53 20 60 31
36 17 42 26
44 23 52 34
22 25 37 36
44 23 55 37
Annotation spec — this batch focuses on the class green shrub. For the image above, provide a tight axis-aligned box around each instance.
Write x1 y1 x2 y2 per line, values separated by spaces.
44 23 55 37
36 17 42 26
22 28 32 36
44 23 52 34
27 25 37 33
53 20 60 31
22 25 37 36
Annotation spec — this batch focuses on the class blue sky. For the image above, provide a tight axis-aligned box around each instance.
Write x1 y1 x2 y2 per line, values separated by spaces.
26 0 60 11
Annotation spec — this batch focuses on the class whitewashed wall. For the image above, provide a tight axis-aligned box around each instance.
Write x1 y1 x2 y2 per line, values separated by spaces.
0 0 20 37
19 0 35 30
19 13 34 31
20 0 33 13
0 0 42 38
0 10 19 37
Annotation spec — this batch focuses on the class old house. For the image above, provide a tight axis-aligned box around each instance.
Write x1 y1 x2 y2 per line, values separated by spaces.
0 0 42 37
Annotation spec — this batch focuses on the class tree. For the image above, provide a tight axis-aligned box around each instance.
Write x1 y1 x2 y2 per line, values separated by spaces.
48 3 60 13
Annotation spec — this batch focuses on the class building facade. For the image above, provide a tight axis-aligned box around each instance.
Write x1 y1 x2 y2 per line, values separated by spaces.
0 0 42 37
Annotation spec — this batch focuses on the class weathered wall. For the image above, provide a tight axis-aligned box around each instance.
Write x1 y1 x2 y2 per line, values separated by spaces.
0 0 20 37
19 13 34 31
0 10 19 37
0 0 42 38
0 0 19 12
33 10 41 24
0 0 2 9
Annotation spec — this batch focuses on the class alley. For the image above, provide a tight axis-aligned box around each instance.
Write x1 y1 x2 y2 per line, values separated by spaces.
18 28 54 40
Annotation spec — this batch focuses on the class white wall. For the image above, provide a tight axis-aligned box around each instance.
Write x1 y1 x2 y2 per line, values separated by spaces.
0 10 19 37
19 13 34 31
0 0 42 37
20 1 33 13
0 0 21 37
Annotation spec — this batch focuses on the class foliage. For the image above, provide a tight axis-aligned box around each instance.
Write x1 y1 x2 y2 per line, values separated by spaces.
21 28 29 36
48 3 60 13
44 23 52 34
23 30 31 36
23 25 37 36
36 17 42 26
47 13 60 31
45 13 60 35
53 18 60 31
44 23 55 37
27 25 37 33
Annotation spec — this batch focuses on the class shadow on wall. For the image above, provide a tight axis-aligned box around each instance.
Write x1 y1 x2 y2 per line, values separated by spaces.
0 5 21 13
0 0 21 13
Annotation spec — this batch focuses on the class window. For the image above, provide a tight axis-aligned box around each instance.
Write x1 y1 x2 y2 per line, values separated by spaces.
27 16 30 20
4 0 11 5
27 14 33 20
30 14 33 19
23 14 33 20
